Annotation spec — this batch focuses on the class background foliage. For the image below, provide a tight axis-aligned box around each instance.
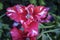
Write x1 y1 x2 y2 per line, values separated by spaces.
0 0 59 40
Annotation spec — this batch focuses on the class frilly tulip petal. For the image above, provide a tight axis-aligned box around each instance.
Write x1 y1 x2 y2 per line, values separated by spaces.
10 27 24 40
34 6 50 22
6 5 27 23
22 20 38 37
26 4 34 14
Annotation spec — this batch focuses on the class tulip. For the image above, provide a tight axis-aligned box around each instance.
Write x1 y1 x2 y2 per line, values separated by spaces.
6 4 53 40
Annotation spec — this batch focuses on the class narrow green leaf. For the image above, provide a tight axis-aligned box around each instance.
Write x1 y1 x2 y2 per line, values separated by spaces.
47 34 52 40
42 29 60 33
42 34 49 40
29 0 37 5
38 29 59 39
37 33 42 39
0 22 3 29
39 24 55 28
0 2 3 10
0 29 3 37
39 0 46 5
0 14 6 19
2 24 10 30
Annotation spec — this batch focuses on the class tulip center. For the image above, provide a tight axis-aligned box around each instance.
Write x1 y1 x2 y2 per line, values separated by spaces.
26 13 31 19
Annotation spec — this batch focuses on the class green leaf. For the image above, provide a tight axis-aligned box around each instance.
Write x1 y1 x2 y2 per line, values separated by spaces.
39 0 46 5
0 29 3 37
0 14 6 19
2 24 10 30
39 24 55 28
29 0 37 5
42 34 49 40
57 23 60 27
47 34 52 40
39 29 59 38
54 29 60 36
0 2 3 10
0 22 3 29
